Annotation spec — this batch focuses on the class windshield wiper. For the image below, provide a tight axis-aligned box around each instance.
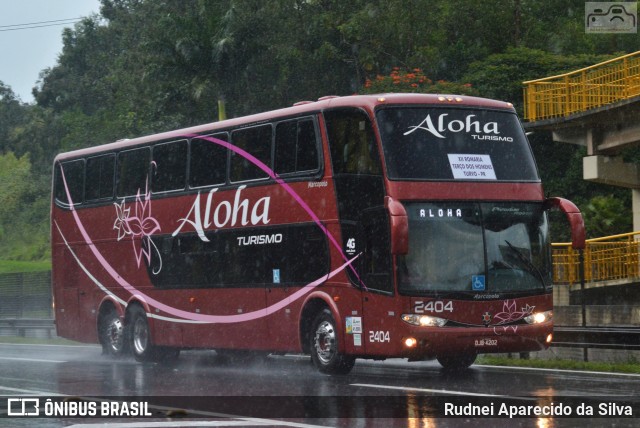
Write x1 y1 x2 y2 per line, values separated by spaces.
504 240 546 288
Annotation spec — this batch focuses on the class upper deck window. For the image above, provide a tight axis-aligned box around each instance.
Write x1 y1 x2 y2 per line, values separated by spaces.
85 154 115 201
54 159 85 206
190 133 228 188
116 147 150 197
230 125 272 182
377 107 539 181
274 118 320 175
325 108 382 176
152 139 188 193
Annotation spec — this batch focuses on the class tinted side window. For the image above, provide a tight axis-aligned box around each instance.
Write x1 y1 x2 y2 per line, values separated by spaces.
85 154 115 201
189 133 228 188
117 147 150 197
152 140 187 193
54 159 85 205
274 119 319 175
230 125 272 182
149 224 329 288
325 109 382 175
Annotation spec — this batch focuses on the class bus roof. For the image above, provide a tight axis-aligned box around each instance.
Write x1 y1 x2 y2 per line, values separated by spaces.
54 93 516 162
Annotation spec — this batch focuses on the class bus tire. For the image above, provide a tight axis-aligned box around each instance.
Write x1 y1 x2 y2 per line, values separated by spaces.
98 306 126 357
127 305 181 363
436 353 476 371
310 309 355 375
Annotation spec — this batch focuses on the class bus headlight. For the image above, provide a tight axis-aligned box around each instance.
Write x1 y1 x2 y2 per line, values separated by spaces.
401 314 447 327
524 310 553 324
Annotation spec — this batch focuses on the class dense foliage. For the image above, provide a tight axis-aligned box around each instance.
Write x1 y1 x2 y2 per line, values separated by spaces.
0 0 638 260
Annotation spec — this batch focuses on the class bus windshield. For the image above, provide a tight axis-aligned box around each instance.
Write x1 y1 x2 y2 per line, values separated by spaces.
398 202 552 295
376 107 539 181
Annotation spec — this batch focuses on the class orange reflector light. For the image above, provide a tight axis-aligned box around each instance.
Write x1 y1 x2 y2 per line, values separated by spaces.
546 333 553 344
333 296 340 302
189 297 196 303
404 337 418 348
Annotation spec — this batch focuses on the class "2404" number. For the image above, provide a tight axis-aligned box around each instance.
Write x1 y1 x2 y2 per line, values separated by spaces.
414 300 454 314
369 330 390 343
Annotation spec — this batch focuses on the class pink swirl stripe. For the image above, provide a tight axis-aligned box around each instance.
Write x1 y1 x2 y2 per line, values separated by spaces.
188 134 365 287
56 134 363 323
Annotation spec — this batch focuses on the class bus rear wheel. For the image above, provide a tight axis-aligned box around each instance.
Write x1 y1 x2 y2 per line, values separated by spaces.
436 353 477 371
98 307 126 357
310 309 355 375
127 305 179 363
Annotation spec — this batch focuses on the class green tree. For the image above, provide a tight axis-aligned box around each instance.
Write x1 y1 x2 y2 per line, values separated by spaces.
583 195 632 238
462 47 614 112
360 67 478 95
0 152 49 260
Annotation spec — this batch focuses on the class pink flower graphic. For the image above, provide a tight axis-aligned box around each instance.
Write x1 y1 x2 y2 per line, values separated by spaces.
113 179 162 274
492 300 535 335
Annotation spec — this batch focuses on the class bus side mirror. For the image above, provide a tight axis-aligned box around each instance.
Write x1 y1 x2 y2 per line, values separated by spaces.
385 196 409 255
544 197 586 250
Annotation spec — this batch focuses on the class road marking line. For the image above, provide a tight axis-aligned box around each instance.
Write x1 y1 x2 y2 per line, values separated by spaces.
0 390 333 428
351 383 538 401
0 385 62 395
351 383 506 397
67 422 275 427
0 356 65 363
0 343 99 350
66 418 333 428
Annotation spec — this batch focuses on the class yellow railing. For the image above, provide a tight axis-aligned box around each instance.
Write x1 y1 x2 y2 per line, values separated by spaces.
523 51 640 121
552 231 640 285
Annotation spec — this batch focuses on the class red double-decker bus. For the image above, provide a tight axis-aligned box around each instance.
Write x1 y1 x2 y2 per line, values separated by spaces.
51 93 584 374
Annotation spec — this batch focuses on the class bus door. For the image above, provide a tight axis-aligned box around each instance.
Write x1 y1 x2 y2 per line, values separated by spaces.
324 107 394 356
357 206 397 356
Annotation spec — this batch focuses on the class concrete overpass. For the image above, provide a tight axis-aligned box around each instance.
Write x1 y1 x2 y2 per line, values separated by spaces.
522 51 640 229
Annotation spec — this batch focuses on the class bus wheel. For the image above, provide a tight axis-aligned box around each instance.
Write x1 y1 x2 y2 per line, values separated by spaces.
127 305 158 362
437 353 477 371
310 309 355 375
98 307 126 357
128 305 180 364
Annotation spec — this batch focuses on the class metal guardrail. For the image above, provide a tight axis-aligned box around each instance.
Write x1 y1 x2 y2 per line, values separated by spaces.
523 50 640 121
552 231 640 285
553 325 640 350
0 318 56 338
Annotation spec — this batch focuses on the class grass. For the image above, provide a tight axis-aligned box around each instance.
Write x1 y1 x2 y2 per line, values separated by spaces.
477 355 640 374
0 260 51 274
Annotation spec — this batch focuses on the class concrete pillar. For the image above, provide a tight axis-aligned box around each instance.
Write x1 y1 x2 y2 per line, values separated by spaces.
633 189 640 232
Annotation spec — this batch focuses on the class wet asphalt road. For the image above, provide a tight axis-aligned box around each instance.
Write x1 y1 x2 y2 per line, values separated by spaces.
0 342 639 427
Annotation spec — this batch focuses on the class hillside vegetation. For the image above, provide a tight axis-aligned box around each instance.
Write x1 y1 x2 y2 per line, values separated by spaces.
1 0 638 261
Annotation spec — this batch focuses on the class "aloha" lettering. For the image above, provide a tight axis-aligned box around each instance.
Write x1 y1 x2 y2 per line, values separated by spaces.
172 185 271 242
404 114 500 138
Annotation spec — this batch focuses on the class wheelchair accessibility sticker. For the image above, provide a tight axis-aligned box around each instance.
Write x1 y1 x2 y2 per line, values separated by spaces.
472 275 486 291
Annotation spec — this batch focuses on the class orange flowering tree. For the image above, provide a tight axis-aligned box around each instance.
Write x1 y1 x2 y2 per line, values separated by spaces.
361 67 478 96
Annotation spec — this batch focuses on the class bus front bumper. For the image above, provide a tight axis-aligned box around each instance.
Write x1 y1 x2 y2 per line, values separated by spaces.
399 323 553 359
